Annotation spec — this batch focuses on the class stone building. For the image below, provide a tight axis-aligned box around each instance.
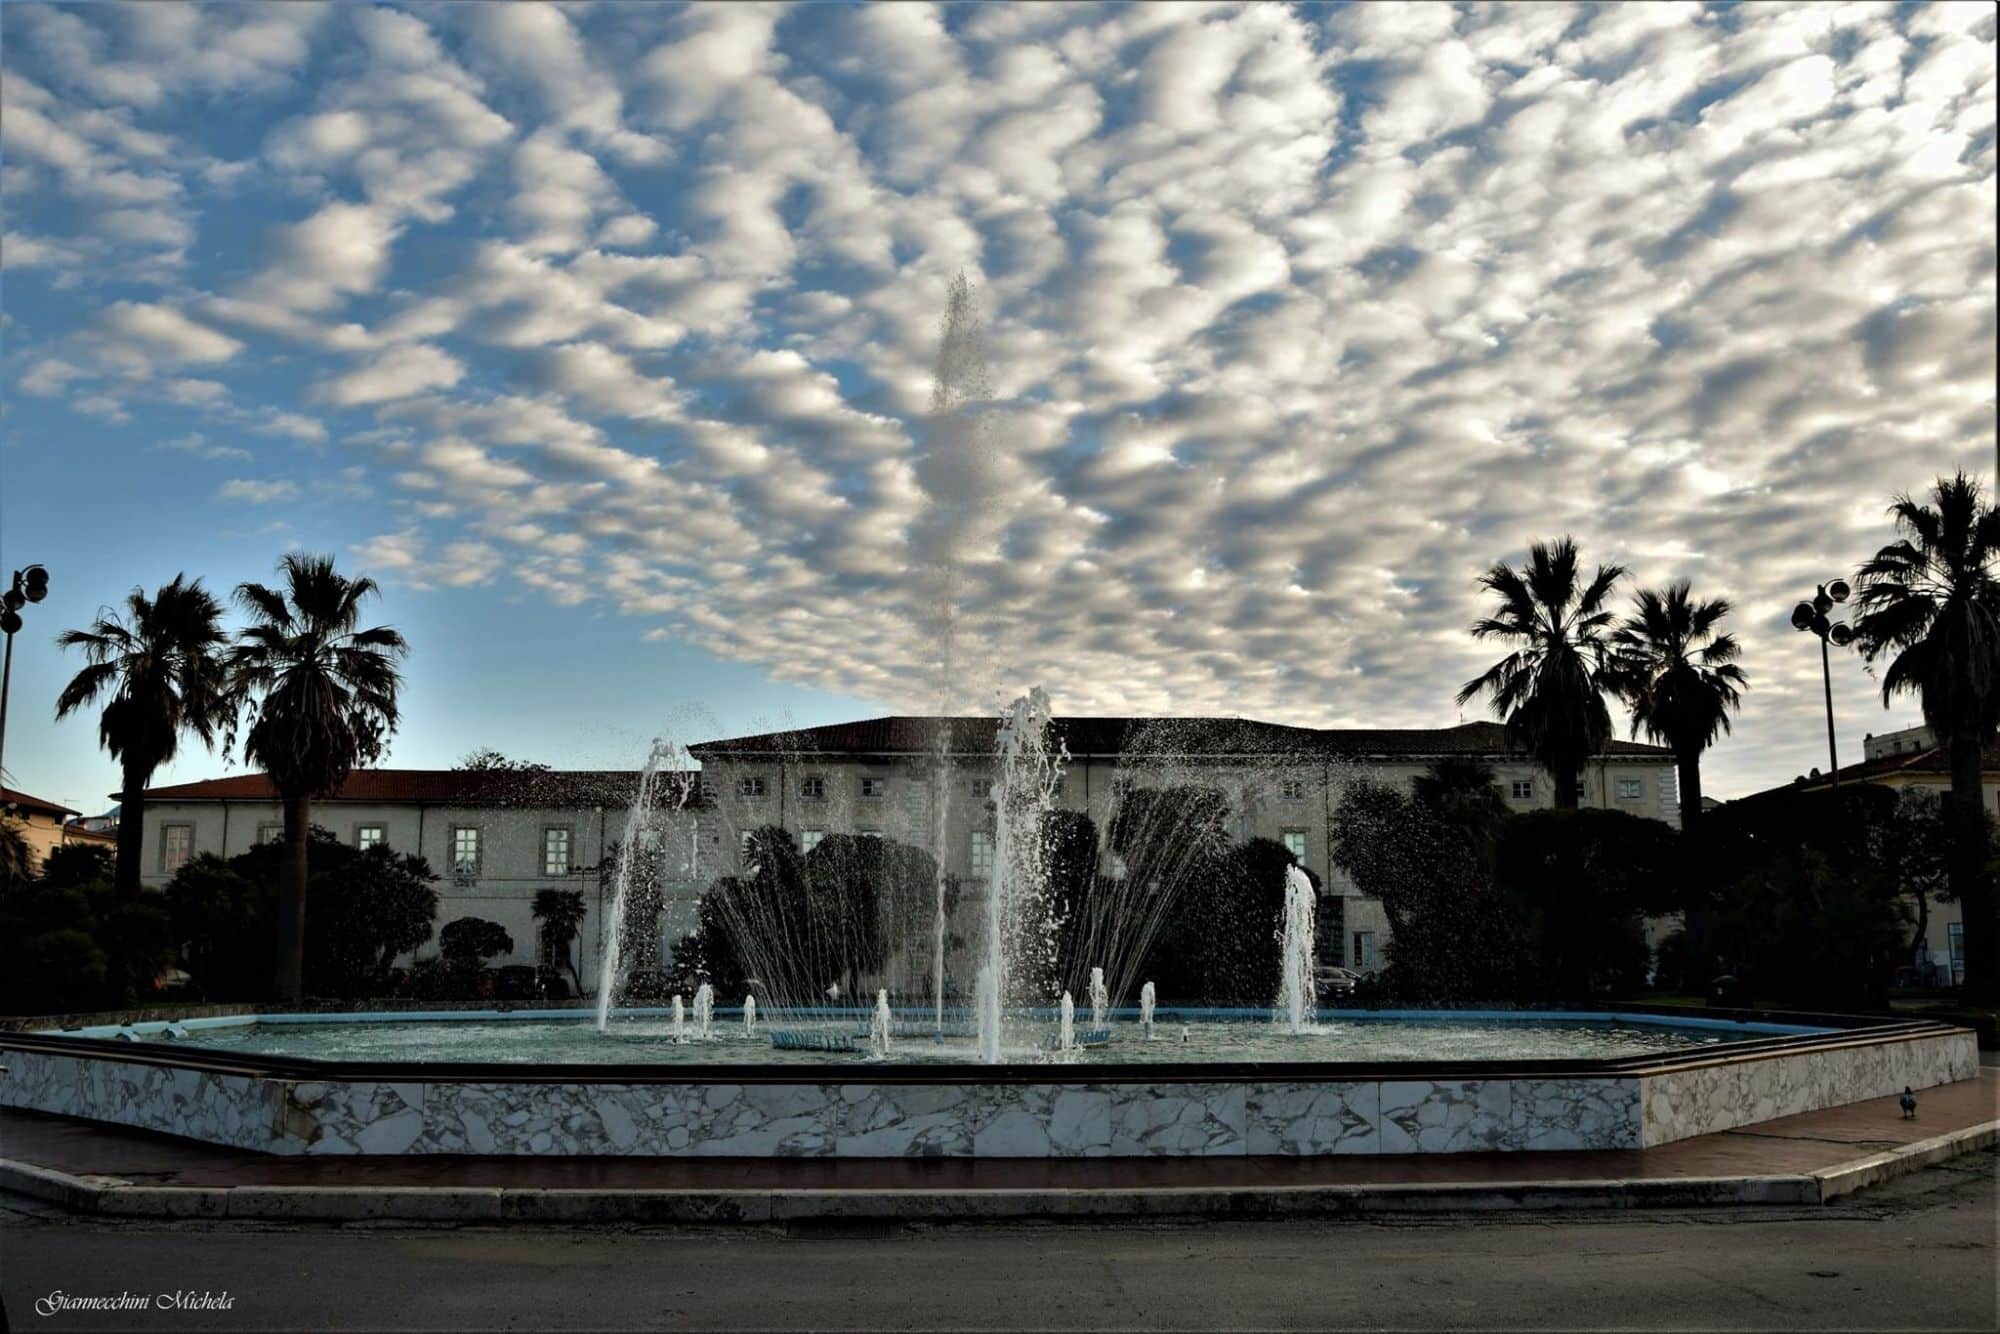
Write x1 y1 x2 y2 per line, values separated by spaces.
133 715 1677 991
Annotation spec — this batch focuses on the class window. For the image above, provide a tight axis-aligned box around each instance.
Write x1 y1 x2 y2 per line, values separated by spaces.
1109 851 1128 880
967 777 990 801
858 827 883 840
542 827 572 876
800 828 825 854
737 775 767 798
860 777 886 800
1510 779 1534 800
1352 931 1376 971
1615 778 1644 801
1279 778 1306 801
800 775 826 800
970 830 995 877
161 823 193 872
356 824 386 851
1948 923 1965 987
1281 829 1307 862
256 823 283 846
450 826 481 877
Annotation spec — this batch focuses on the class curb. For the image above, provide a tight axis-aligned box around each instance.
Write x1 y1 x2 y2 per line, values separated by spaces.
3 1126 1990 1224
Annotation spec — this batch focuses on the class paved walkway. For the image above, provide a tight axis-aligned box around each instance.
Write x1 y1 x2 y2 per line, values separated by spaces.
3 1071 1992 1207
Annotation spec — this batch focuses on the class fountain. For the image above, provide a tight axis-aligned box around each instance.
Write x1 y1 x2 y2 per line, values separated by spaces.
870 990 892 1060
743 995 756 1034
1140 981 1156 1039
1058 991 1076 1058
669 994 686 1043
595 739 682 1031
1275 865 1317 1035
692 983 713 1040
1089 966 1108 1031
976 687 1063 1063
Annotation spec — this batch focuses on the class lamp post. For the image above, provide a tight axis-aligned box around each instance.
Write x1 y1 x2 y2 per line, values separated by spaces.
0 564 52 790
1790 579 1853 791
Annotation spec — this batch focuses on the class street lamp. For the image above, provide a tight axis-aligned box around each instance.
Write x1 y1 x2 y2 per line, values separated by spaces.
1790 579 1854 791
0 563 52 789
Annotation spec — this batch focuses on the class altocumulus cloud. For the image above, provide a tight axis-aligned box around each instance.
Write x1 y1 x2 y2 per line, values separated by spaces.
3 1 1994 792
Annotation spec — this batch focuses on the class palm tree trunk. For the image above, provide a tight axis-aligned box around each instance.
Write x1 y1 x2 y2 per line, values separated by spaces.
274 793 311 1002
1553 766 1580 809
1910 889 1930 971
1945 729 1995 1004
1676 748 1714 992
114 759 149 899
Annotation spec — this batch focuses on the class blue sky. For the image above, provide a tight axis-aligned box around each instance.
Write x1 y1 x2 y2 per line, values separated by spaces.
2 1 1994 817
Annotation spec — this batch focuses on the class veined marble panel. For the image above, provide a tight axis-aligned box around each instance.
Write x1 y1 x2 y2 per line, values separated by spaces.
1109 1082 1248 1156
1379 1080 1510 1154
1507 1078 1642 1151
1640 1032 1979 1146
0 1050 280 1152
1246 1081 1379 1155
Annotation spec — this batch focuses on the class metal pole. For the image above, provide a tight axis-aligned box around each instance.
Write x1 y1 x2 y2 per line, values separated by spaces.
0 628 14 788
1820 633 1839 791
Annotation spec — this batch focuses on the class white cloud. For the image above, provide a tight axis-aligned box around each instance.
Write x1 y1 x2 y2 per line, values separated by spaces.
217 478 301 504
315 345 466 407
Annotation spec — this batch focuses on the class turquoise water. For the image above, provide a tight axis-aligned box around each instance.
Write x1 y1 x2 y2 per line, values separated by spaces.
137 1009 1801 1067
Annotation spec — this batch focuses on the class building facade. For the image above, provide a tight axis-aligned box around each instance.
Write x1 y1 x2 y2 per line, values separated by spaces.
688 716 1678 979
134 769 713 990
2 786 117 873
133 717 1677 992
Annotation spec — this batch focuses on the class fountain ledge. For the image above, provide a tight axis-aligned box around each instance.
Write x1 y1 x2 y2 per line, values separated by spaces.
0 1021 1976 1159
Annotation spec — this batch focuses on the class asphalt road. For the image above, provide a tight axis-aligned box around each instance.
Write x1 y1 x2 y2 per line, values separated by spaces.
3 1153 1994 1333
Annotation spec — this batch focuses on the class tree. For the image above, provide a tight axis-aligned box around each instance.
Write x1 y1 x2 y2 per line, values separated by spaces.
532 887 588 995
440 916 514 965
54 576 234 898
231 554 407 1001
1608 580 1747 986
38 842 113 890
1457 538 1625 807
455 749 551 772
1852 472 2000 1003
1880 788 1952 967
0 819 31 886
1493 809 1679 1000
1609 581 1747 840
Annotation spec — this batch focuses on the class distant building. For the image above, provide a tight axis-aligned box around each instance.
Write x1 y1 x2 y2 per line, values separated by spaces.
1 786 112 873
135 769 713 988
690 716 1678 980
134 716 1678 991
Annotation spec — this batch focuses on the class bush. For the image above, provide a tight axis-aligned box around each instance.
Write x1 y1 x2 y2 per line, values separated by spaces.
0 863 173 1014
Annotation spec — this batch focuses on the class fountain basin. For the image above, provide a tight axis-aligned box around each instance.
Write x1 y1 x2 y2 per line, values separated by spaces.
1 1009 1974 1159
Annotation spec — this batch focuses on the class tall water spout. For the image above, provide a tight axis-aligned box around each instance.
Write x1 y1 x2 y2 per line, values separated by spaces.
743 995 756 1034
1140 981 1156 1040
692 983 713 1040
977 688 1060 1064
1089 966 1108 1031
870 990 892 1060
974 964 1000 1064
1058 991 1076 1058
670 994 685 1044
1275 865 1318 1035
595 739 680 1032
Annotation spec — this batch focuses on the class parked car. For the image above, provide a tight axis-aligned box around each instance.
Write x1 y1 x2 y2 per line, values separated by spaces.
1316 966 1362 1000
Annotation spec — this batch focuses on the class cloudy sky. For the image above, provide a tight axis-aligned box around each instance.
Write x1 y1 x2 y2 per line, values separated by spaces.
2 0 1993 815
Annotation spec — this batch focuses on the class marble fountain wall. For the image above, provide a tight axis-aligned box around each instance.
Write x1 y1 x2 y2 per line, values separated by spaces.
0 1027 1977 1158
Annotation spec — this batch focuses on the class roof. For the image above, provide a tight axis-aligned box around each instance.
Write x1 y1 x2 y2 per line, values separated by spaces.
1735 737 2000 802
140 769 706 808
0 786 80 819
61 821 118 845
689 716 1673 761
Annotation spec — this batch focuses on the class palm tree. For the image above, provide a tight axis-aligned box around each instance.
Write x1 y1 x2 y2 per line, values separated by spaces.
232 554 407 1001
1609 581 1747 841
54 577 235 898
1456 538 1626 808
532 887 587 996
1852 472 2000 1003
